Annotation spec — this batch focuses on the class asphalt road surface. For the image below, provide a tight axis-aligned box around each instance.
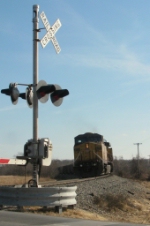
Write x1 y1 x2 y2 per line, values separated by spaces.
0 211 150 226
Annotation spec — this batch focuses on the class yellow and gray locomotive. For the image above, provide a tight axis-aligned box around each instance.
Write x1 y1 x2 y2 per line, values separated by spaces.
73 132 113 177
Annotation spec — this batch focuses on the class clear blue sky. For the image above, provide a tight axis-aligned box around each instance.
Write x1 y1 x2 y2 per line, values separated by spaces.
0 0 150 160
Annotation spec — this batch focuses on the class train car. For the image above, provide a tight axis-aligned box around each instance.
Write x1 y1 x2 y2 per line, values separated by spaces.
73 132 113 177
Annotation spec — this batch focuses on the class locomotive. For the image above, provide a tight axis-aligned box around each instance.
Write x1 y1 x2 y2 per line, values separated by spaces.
58 132 113 178
73 132 113 177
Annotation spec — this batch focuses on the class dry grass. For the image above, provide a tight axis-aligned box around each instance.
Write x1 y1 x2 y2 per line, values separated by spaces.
22 207 107 221
94 194 142 212
93 193 150 224
94 194 126 211
0 175 52 186
107 200 150 225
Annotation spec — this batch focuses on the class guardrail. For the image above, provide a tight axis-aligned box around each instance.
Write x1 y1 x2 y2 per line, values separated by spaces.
0 186 77 213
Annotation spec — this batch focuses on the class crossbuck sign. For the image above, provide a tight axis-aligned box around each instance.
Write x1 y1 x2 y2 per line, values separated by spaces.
40 11 61 54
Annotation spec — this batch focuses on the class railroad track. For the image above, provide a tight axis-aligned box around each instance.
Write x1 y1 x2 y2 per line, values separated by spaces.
41 173 112 187
0 174 112 187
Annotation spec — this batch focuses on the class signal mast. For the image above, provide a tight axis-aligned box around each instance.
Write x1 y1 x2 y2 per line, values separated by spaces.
1 5 69 187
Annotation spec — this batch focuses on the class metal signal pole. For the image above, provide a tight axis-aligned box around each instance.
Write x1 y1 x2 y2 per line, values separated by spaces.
32 5 39 185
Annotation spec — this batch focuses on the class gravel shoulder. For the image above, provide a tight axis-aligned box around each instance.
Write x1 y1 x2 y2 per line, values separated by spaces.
73 175 150 224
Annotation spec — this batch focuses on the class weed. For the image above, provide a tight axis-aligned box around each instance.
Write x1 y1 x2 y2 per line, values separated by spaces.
93 194 141 212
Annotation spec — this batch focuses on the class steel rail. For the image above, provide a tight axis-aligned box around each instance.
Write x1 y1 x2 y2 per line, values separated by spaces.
41 174 112 187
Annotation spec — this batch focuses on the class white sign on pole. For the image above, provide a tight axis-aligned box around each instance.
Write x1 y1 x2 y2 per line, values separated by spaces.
40 11 51 31
40 11 61 54
51 36 61 54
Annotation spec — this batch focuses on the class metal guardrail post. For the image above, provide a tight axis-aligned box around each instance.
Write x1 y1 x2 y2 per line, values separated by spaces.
55 205 62 214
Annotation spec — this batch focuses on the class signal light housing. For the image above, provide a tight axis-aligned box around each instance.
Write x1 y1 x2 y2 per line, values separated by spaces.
19 87 33 108
19 93 26 99
36 80 69 106
51 88 69 106
36 80 49 103
37 85 55 99
26 87 33 108
1 83 19 105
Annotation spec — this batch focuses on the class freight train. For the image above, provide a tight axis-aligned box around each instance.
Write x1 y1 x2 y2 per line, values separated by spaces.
58 132 113 178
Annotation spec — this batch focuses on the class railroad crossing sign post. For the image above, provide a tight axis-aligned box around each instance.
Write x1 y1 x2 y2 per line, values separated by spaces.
1 5 67 187
32 5 39 185
32 5 62 185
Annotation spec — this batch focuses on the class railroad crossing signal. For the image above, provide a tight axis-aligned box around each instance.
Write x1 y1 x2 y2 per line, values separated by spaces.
40 11 61 53
1 81 69 107
36 80 69 106
1 84 33 108
1 5 68 186
1 83 19 105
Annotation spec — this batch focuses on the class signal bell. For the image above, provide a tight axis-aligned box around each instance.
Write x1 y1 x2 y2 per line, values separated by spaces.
1 83 19 105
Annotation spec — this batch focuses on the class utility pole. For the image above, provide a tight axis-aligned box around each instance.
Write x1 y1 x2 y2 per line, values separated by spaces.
134 143 142 160
134 143 142 173
148 155 150 164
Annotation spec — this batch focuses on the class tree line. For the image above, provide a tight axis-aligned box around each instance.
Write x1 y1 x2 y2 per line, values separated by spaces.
0 157 150 180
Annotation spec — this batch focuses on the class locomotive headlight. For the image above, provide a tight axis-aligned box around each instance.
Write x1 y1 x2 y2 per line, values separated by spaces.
85 143 89 148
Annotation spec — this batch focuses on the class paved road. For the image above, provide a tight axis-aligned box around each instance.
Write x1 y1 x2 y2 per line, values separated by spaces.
0 211 149 226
